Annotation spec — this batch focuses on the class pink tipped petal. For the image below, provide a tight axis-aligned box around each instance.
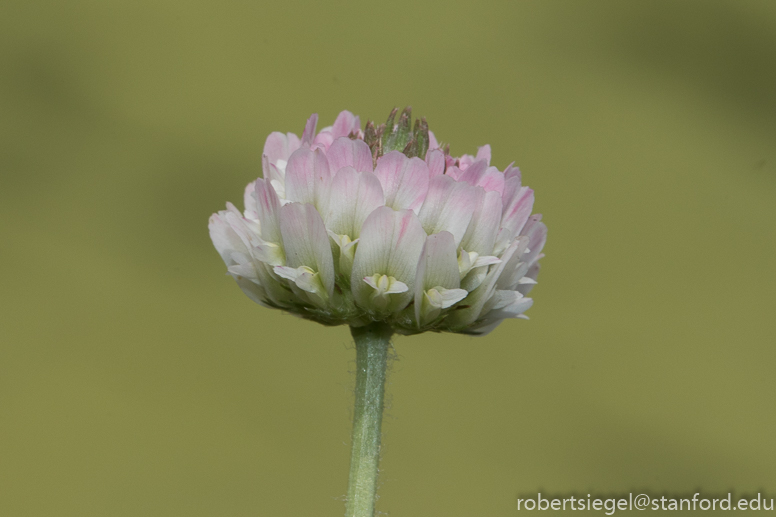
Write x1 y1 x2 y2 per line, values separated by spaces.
373 151 430 212
501 175 522 209
263 132 301 166
278 203 335 298
284 147 331 207
254 178 282 243
458 154 475 171
312 131 335 150
461 189 503 255
301 114 318 147
476 144 491 164
325 167 385 239
418 175 478 246
425 149 446 177
331 110 360 138
428 130 439 150
504 163 521 182
351 207 426 313
327 137 373 173
444 165 464 181
459 161 505 194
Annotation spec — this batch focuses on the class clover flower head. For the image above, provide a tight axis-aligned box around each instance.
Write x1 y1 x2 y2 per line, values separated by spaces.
209 108 546 335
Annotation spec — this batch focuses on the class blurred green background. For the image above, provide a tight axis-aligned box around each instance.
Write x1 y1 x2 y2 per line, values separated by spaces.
2 1 775 515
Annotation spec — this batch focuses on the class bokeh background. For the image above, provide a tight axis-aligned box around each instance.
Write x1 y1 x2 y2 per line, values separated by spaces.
2 1 775 515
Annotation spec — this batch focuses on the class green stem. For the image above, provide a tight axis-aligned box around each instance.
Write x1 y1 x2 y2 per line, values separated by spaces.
346 322 392 517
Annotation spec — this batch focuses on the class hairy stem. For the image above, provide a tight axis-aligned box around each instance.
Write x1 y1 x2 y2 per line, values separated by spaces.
346 322 392 517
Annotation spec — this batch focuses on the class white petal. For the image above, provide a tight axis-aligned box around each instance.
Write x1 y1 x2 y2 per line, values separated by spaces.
495 186 534 255
278 203 335 299
519 214 547 267
427 287 468 309
209 212 248 263
418 175 478 246
444 238 526 330
373 151 430 212
325 167 385 239
351 207 426 313
413 232 464 325
327 230 359 279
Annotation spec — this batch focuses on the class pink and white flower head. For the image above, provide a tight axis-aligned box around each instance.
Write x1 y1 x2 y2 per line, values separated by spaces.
209 108 546 335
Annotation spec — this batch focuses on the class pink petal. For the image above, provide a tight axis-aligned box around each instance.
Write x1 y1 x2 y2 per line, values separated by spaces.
325 167 385 239
459 160 505 194
301 113 318 147
504 162 521 182
331 110 361 138
312 131 335 150
284 147 331 206
425 149 446 177
445 165 464 181
254 178 282 243
428 130 439 150
418 175 478 246
475 144 491 164
263 132 301 166
373 151 430 212
460 189 503 255
458 154 475 170
327 137 373 173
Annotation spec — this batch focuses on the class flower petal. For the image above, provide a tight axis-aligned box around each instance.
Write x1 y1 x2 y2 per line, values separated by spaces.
476 144 491 164
263 132 301 166
414 231 463 324
254 178 282 243
444 238 528 330
459 163 505 194
418 175 478 246
327 136 373 173
331 110 360 138
460 189 502 255
495 187 534 254
301 113 318 147
325 167 385 239
373 151 430 212
209 212 247 263
425 148 446 177
284 147 331 208
278 203 335 298
351 206 426 313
